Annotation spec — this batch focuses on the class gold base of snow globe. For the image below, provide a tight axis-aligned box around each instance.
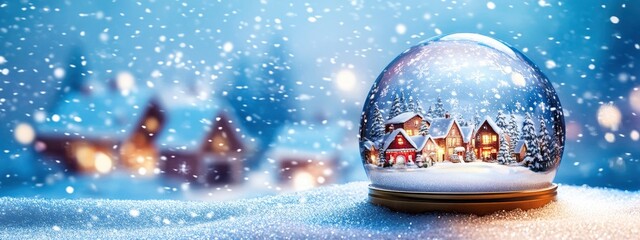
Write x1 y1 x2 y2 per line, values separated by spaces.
369 184 557 215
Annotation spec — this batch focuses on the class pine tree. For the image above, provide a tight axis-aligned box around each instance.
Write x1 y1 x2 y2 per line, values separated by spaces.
416 99 425 115
426 106 434 118
536 116 552 171
369 103 386 139
434 97 445 117
407 96 416 112
473 111 481 127
551 121 564 167
389 93 403 119
497 135 512 165
419 119 429 136
378 143 387 167
522 113 542 170
465 149 476 162
496 110 508 130
399 92 408 112
508 113 520 156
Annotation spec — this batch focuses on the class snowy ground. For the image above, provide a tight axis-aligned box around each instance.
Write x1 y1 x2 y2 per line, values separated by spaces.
367 161 556 192
1 182 639 239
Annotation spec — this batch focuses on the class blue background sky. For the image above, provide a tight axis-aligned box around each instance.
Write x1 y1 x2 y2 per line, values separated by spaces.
0 0 639 197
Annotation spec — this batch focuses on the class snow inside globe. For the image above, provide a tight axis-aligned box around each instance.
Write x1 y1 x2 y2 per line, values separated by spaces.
359 33 565 209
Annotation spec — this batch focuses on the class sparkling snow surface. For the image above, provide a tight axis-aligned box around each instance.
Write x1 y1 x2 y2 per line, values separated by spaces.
368 162 556 192
1 182 639 239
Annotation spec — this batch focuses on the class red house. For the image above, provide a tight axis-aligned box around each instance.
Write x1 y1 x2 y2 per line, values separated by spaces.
382 129 418 166
474 116 507 161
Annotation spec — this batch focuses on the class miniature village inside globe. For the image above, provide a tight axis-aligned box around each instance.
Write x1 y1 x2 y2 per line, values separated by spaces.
360 33 565 192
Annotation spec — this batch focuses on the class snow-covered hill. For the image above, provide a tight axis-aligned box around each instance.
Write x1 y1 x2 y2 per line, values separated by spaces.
1 182 639 239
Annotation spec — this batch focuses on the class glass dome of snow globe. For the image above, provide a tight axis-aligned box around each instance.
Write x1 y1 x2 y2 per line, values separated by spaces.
360 33 565 213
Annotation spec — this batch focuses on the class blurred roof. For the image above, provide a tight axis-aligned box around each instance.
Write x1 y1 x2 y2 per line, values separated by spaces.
37 89 154 141
155 99 254 152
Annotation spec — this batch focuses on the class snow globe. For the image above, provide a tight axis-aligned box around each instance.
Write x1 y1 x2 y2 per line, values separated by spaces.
359 33 564 214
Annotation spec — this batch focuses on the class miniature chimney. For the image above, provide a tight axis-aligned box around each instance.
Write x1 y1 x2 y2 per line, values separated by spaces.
444 112 450 119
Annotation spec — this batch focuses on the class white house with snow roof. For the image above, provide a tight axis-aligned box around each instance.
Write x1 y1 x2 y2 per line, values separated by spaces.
428 116 464 161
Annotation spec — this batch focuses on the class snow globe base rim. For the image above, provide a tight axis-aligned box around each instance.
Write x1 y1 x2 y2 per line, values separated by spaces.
368 184 557 215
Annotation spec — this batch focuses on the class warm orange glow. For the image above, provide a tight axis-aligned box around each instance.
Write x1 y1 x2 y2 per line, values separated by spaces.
144 117 159 133
293 171 315 191
212 135 230 153
482 134 490 143
72 142 113 173
120 141 157 176
397 137 404 145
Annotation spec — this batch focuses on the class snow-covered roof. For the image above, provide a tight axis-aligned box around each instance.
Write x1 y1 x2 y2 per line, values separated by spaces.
382 129 418 150
515 140 528 152
385 112 423 124
428 118 462 139
156 99 254 152
37 89 155 141
475 116 503 135
409 135 436 151
460 125 475 143
363 140 376 150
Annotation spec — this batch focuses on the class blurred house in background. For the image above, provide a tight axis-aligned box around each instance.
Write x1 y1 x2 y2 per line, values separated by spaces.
36 79 163 175
265 124 347 191
157 101 256 187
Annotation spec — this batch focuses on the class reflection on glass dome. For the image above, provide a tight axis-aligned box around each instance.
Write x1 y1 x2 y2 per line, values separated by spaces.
359 33 565 192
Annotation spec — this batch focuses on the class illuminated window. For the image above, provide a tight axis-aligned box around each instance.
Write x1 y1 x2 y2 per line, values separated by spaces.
482 134 490 143
212 135 230 153
397 137 404 145
492 135 497 142
406 130 413 135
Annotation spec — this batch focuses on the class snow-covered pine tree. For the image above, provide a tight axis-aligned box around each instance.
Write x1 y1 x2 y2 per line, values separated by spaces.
389 93 403 119
416 99 425 115
496 110 508 130
537 116 552 171
497 134 512 165
551 122 564 167
369 103 386 139
419 119 429 136
508 113 520 156
399 92 408 112
434 97 445 117
465 149 476 162
378 143 387 167
426 106 434 118
473 111 481 127
522 113 542 170
407 95 416 112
